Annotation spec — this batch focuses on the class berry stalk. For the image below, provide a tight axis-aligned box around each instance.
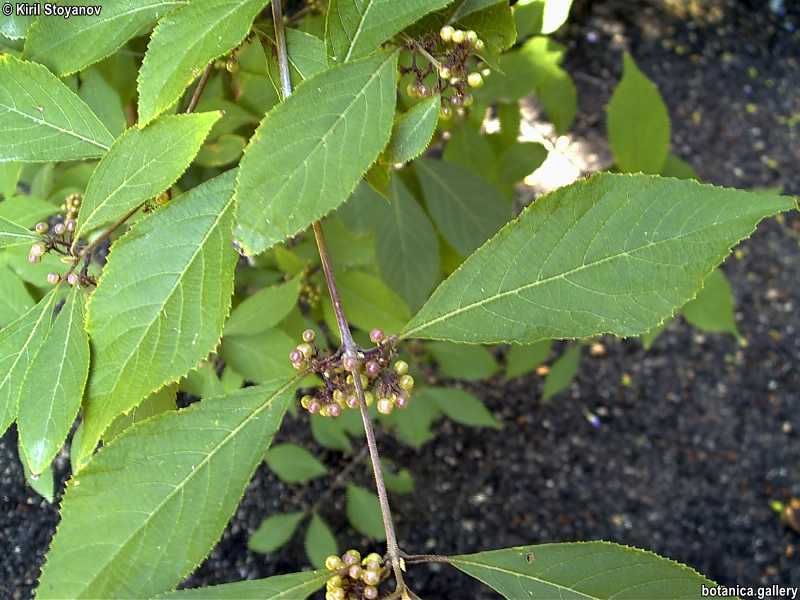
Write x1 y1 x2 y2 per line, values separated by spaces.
270 0 406 593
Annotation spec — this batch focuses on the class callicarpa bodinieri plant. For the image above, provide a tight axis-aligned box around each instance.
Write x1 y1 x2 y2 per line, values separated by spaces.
0 0 796 599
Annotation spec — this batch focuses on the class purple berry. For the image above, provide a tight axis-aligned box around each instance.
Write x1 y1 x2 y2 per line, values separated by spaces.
395 393 409 409
327 403 342 418
302 329 316 343
342 355 358 372
66 273 79 286
308 401 321 414
289 350 303 363
369 329 385 344
53 223 66 235
365 361 380 377
46 272 60 285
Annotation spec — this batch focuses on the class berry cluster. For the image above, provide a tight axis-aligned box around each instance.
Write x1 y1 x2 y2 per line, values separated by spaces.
291 329 415 417
324 550 385 600
402 26 491 120
27 194 95 288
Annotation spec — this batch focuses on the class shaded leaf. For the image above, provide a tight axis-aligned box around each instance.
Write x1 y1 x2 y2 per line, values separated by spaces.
76 112 220 238
682 268 739 337
266 443 327 483
0 13 32 40
383 393 440 448
428 341 498 381
37 381 294 599
180 363 225 399
381 459 415 494
346 484 385 540
402 174 794 344
266 28 328 92
18 288 89 475
661 153 698 180
24 0 188 76
0 216 37 250
0 55 113 162
0 267 34 324
305 513 338 569
0 292 57 436
0 196 56 226
221 329 296 384
327 0 453 62
505 340 551 379
249 512 306 554
158 571 327 599
138 0 269 125
0 162 21 198
234 51 398 255
23 459 54 503
225 276 301 337
105 384 178 442
310 414 353 452
451 541 716 599
415 158 508 256
498 142 548 184
385 96 441 164
79 171 238 467
607 53 671 174
79 68 127 138
376 176 440 311
423 386 500 428
542 344 580 401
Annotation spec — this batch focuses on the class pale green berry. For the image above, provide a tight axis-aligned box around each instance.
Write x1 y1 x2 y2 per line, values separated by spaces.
300 395 313 409
393 360 409 375
364 586 379 599
364 391 375 407
347 564 362 580
440 105 453 121
333 389 346 406
325 555 344 571
439 25 455 42
302 329 316 343
452 29 466 44
406 83 419 98
362 569 381 586
475 39 485 51
399 375 415 391
297 343 314 359
327 575 344 590
439 66 451 79
377 398 394 415
467 72 484 88
343 549 361 564
466 30 478 45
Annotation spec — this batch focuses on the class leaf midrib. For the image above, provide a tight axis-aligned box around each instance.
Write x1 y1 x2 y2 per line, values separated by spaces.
64 381 294 598
0 101 111 152
402 217 751 339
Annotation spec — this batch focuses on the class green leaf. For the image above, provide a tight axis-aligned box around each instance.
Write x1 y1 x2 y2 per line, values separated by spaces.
381 459 414 494
37 381 294 600
345 484 385 540
416 158 508 256
322 270 411 336
225 276 301 337
0 216 37 250
513 0 544 39
455 1 516 59
157 570 327 599
0 196 56 226
326 0 453 62
498 142 548 184
221 329 296 384
310 414 353 452
450 541 717 599
75 112 220 238
402 173 794 344
1 13 32 40
181 363 225 399
78 171 238 468
661 153 698 180
138 0 269 125
0 266 33 324
505 340 551 379
196 133 247 167
0 162 21 198
249 512 306 554
451 0 506 21
541 0 573 34
105 384 178 442
422 386 500 428
234 51 399 255
79 68 127 138
542 344 580 401
428 341 498 381
444 122 499 184
305 513 338 569
0 291 57 436
376 176 440 311
385 96 441 164
266 443 327 483
23 459 54 503
24 0 188 76
682 268 739 337
157 569 331 600
607 53 671 174
383 392 440 448
640 322 666 350
18 288 89 475
0 55 113 162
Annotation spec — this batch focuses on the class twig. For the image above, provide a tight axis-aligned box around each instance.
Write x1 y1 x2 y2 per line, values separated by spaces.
401 33 442 70
184 63 214 113
271 0 407 593
400 553 450 565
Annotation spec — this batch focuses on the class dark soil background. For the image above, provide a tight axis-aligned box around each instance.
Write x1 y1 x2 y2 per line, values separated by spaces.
2 1 799 598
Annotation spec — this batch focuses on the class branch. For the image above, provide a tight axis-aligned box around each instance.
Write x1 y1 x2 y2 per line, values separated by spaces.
270 0 406 592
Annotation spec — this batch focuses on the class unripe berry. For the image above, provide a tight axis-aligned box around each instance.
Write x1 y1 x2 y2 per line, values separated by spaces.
325 555 344 571
320 405 330 417
475 39 485 52
439 25 455 42
66 273 80 287
377 398 394 415
35 222 48 234
362 569 381 586
308 401 321 414
300 395 313 409
289 350 303 364
327 403 342 418
341 355 358 372
333 389 346 407
481 67 491 77
297 343 314 359
395 393 410 409
416 83 429 97
466 30 478 45
343 549 361 564
46 272 60 285
327 589 345 600
467 72 484 88
440 105 453 121
302 329 316 343
364 391 375 407
462 94 474 107
347 564 362 579
365 361 380 377
369 329 385 344
406 83 418 98
53 222 66 235
327 575 344 590
439 66 451 79
346 395 359 409
452 29 466 44
399 374 415 391
393 360 409 375
30 242 46 257
364 586 378 600
65 219 76 232
363 552 382 566
27 253 41 264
